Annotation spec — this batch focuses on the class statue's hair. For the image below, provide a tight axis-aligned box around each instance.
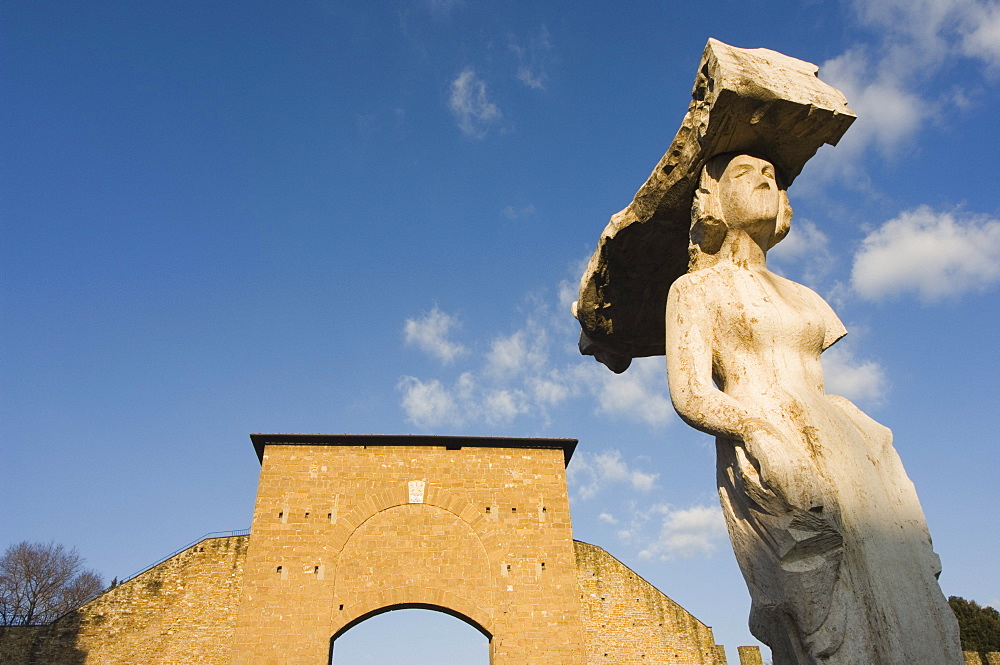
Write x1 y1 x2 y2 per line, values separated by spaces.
689 152 792 271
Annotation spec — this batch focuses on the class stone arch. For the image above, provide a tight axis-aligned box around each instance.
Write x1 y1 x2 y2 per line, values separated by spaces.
332 503 495 627
234 437 588 664
330 595 493 642
329 484 491 554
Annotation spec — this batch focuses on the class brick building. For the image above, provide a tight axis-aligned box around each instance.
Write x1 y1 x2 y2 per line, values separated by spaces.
0 434 766 664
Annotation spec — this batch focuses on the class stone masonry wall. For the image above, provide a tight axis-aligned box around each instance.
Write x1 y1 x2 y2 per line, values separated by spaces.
0 535 248 665
231 441 588 665
0 625 49 665
0 437 778 664
575 540 724 665
737 645 764 665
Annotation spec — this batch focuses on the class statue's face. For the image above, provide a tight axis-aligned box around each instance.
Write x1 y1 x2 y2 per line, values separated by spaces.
717 155 780 230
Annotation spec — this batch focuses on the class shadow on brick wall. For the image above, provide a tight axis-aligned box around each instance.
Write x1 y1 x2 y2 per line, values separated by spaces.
0 611 88 665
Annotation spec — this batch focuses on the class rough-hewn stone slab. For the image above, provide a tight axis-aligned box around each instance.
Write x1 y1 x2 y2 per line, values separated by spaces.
574 38 854 371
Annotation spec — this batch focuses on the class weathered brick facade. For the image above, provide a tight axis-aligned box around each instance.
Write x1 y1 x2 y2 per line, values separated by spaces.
233 435 588 665
575 541 721 664
737 645 764 665
0 535 247 665
1 434 771 664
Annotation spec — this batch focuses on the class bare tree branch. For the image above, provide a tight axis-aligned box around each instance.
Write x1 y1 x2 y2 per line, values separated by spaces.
0 541 104 625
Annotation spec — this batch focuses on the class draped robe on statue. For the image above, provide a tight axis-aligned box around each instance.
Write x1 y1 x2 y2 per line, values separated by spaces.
666 262 960 664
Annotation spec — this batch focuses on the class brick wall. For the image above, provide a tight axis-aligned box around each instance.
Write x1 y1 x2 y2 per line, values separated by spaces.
231 440 588 665
0 535 248 665
0 436 772 664
575 540 724 665
737 645 763 664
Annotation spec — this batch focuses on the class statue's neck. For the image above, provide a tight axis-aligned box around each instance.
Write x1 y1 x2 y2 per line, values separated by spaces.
718 228 769 269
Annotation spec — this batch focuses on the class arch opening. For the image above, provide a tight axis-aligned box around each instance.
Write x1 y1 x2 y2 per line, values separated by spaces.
329 604 491 664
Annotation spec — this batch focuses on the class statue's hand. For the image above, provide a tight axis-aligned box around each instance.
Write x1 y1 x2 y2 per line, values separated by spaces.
738 419 825 513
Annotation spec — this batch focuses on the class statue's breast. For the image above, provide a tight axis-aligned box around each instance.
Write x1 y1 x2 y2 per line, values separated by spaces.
712 269 828 361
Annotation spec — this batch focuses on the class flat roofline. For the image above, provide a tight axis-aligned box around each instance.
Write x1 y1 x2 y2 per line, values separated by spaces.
250 433 578 467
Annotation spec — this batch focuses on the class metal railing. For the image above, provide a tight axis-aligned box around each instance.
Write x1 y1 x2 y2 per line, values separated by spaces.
116 528 251 587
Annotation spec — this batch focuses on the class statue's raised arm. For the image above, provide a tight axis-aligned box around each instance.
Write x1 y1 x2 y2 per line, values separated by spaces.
575 40 962 665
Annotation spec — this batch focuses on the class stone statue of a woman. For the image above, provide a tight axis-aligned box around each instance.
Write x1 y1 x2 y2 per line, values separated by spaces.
664 152 962 664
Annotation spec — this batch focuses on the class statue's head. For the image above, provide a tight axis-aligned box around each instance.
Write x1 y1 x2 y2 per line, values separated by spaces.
690 153 792 264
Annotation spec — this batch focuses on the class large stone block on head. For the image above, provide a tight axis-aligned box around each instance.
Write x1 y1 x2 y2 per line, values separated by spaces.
574 38 854 371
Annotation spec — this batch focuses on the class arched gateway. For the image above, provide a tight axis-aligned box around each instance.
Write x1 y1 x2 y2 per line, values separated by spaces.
0 434 736 664
231 434 588 665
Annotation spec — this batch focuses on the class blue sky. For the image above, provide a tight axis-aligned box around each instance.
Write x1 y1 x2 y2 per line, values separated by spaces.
2 1 999 662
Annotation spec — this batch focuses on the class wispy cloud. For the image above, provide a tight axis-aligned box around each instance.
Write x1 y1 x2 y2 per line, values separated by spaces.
398 296 580 428
811 0 1000 182
567 450 659 500
960 2 1000 69
636 504 728 560
397 289 675 431
851 206 1000 302
769 219 836 289
508 26 554 90
822 343 888 405
427 0 463 19
448 68 501 138
585 357 674 427
398 298 566 429
501 204 536 220
397 376 462 428
404 306 469 363
851 0 1000 70
594 499 728 560
397 372 532 428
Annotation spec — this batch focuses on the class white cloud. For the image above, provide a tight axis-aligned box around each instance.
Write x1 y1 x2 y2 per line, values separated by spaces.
851 0 1000 71
501 204 536 220
637 504 728 560
427 0 463 18
508 26 553 90
567 450 659 500
397 376 462 429
404 307 468 363
398 262 677 430
822 345 888 405
960 2 1000 68
817 47 927 177
825 48 926 152
482 388 529 425
526 373 573 407
448 68 501 138
598 512 618 525
810 0 1000 182
398 370 540 430
851 206 1000 302
583 357 674 428
485 326 547 379
769 219 836 287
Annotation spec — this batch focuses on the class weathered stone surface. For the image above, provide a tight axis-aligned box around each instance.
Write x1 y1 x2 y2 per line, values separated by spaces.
0 535 248 665
0 434 754 663
232 435 589 665
964 652 1000 665
576 38 962 663
664 152 963 664
575 541 724 665
737 645 764 665
574 38 854 371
